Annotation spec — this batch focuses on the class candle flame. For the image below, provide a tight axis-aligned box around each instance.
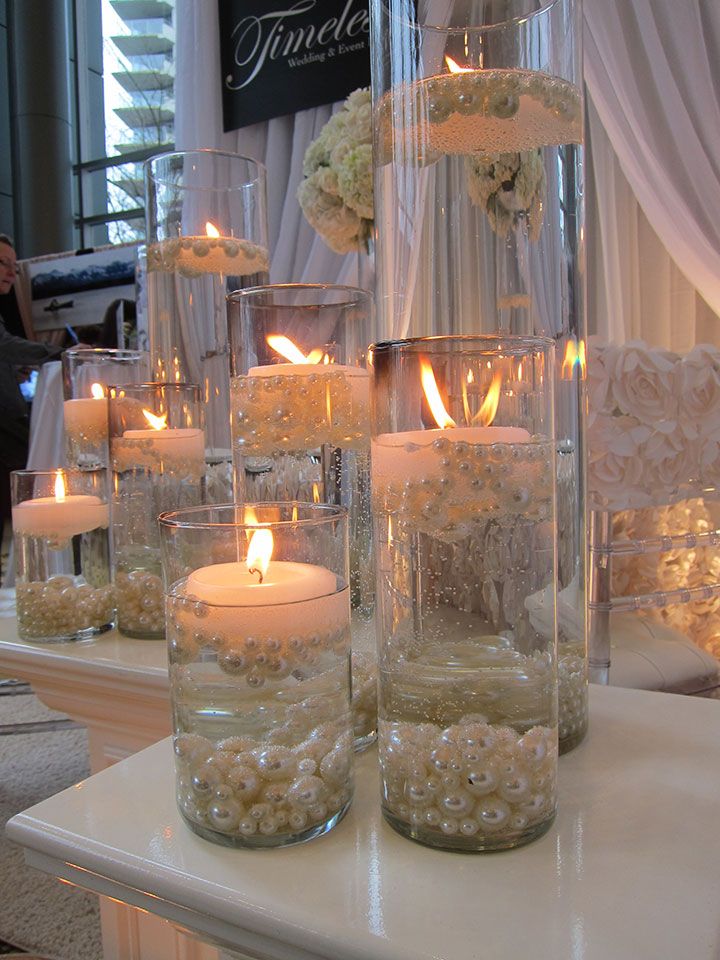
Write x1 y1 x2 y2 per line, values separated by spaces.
205 221 220 238
420 358 456 429
561 339 586 380
445 56 472 74
244 505 259 526
54 470 66 502
143 408 168 431
312 483 321 504
474 371 502 426
267 335 325 365
90 382 104 399
246 527 273 582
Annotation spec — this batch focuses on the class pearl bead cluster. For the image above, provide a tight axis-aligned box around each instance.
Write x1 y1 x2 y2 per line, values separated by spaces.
167 596 348 683
174 723 353 842
373 436 553 541
377 69 582 163
16 577 114 640
111 439 205 480
147 238 270 280
231 371 369 457
379 718 556 848
558 649 588 750
115 569 165 637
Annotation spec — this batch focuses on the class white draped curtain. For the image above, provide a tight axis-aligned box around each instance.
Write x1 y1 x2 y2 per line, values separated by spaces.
175 0 720 350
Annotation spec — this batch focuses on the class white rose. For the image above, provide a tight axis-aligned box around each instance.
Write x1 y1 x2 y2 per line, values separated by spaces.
608 341 678 426
587 414 652 509
678 344 720 440
643 430 698 498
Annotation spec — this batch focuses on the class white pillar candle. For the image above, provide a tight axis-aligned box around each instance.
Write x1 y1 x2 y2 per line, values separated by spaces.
63 397 108 442
183 560 347 639
112 427 205 474
12 495 108 540
372 425 530 485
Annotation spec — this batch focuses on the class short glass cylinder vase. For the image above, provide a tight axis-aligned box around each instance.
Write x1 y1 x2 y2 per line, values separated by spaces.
145 150 270 485
159 502 354 848
370 0 587 753
370 335 557 851
109 382 205 639
62 348 149 470
228 284 377 749
11 469 113 643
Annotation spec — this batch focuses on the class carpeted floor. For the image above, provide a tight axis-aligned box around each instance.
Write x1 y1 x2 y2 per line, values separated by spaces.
0 692 103 960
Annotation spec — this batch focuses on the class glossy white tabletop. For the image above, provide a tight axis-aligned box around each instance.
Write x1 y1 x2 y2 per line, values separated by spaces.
0 616 168 686
7 685 720 960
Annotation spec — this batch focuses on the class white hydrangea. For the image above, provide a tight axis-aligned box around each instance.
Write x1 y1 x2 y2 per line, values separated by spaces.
466 149 546 241
298 88 374 254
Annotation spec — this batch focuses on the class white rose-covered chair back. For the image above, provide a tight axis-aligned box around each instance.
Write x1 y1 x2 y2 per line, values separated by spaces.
588 339 720 511
587 339 720 693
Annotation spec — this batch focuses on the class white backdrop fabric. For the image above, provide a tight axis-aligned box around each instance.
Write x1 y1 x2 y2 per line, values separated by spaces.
175 0 720 347
584 0 720 320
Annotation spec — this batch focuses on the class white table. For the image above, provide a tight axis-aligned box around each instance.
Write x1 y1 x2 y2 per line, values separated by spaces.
7 685 720 960
0 619 170 771
0 619 209 960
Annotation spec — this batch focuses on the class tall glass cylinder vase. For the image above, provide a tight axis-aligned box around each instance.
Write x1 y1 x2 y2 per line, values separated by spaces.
370 336 557 851
144 150 270 498
62 348 149 469
159 503 354 848
109 382 205 639
370 0 587 752
228 284 376 748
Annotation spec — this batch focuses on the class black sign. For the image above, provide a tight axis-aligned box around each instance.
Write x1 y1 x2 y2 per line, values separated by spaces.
219 0 371 132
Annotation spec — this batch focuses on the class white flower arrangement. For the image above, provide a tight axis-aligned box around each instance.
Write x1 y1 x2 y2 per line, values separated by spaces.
588 338 720 511
298 89 373 255
466 149 546 241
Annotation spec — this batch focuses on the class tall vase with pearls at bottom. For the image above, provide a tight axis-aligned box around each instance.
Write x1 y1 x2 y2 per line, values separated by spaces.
144 150 269 499
227 284 377 749
109 382 205 639
370 0 587 752
159 502 354 848
370 335 558 851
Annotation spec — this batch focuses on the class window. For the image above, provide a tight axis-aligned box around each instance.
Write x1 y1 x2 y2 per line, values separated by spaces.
71 0 176 246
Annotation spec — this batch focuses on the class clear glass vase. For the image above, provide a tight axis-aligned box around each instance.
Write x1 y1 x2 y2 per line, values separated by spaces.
370 335 558 851
370 0 587 753
62 348 148 470
109 382 205 639
144 150 270 497
227 284 377 749
159 502 354 848
11 469 113 642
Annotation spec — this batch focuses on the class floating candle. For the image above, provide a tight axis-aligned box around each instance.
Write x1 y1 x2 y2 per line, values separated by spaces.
184 547 346 639
12 471 108 540
112 408 205 474
146 222 269 278
63 382 107 443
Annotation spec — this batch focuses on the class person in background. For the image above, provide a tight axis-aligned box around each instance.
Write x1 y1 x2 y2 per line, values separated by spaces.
0 234 63 563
